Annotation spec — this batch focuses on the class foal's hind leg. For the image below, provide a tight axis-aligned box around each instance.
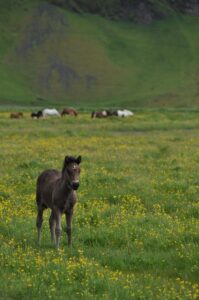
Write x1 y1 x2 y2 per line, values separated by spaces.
49 210 56 244
36 206 44 245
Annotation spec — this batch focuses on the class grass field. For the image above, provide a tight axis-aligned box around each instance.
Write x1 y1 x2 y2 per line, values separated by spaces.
0 110 199 299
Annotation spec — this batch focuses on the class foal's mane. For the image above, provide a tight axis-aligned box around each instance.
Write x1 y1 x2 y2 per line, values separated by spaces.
62 156 78 174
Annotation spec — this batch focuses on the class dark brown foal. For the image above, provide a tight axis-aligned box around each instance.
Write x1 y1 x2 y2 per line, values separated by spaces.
36 156 82 248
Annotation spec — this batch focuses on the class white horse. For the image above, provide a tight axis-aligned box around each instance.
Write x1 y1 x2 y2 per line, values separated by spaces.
42 108 61 118
117 109 134 117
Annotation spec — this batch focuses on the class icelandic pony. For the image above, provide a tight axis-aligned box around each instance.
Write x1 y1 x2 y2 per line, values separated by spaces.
31 111 43 119
115 109 134 117
61 108 78 117
36 156 82 248
42 108 60 118
10 112 23 119
91 110 108 118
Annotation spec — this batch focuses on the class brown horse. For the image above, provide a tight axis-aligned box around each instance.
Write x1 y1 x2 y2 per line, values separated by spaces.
91 110 108 118
61 108 78 117
10 112 23 119
36 155 82 248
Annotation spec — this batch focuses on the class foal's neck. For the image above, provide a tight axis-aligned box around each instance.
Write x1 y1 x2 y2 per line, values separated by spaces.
60 176 72 194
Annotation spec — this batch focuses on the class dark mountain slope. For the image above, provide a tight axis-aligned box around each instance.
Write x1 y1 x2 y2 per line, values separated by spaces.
51 0 199 23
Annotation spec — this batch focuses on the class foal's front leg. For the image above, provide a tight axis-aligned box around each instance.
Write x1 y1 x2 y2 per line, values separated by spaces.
49 210 56 245
54 209 62 249
65 209 73 246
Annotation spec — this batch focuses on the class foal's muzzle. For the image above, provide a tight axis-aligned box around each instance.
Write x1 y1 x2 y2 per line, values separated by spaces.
72 181 79 190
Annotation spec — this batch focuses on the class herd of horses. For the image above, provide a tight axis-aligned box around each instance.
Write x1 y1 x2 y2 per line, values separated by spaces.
9 108 134 119
91 109 133 118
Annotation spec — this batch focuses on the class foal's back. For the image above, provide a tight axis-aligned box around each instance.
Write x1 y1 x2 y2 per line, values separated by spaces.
36 169 61 209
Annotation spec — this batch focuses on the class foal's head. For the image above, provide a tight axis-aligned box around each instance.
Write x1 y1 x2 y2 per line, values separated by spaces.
62 156 82 190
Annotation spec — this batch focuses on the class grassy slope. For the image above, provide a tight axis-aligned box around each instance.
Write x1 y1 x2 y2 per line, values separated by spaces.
0 0 199 108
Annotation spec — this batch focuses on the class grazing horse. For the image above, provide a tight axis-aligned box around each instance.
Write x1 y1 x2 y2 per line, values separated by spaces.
91 110 108 118
61 108 78 117
31 111 43 119
36 155 82 248
42 108 60 118
115 109 134 117
10 112 23 119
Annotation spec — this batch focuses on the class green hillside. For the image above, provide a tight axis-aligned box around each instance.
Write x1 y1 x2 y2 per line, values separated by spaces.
0 0 199 108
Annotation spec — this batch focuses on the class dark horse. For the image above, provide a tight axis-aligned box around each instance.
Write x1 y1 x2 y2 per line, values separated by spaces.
31 110 43 119
36 155 82 248
91 110 116 118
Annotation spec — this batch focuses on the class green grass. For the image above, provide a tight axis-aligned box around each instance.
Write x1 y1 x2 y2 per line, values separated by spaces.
0 0 199 107
0 110 199 299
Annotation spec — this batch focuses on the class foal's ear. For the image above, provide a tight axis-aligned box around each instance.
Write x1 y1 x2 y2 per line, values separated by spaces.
64 156 71 165
76 156 82 164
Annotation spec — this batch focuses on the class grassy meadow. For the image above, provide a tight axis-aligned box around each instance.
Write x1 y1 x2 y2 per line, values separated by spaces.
0 109 199 299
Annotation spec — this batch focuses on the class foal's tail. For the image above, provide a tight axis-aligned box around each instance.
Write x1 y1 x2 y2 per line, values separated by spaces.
36 176 42 207
36 189 41 207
